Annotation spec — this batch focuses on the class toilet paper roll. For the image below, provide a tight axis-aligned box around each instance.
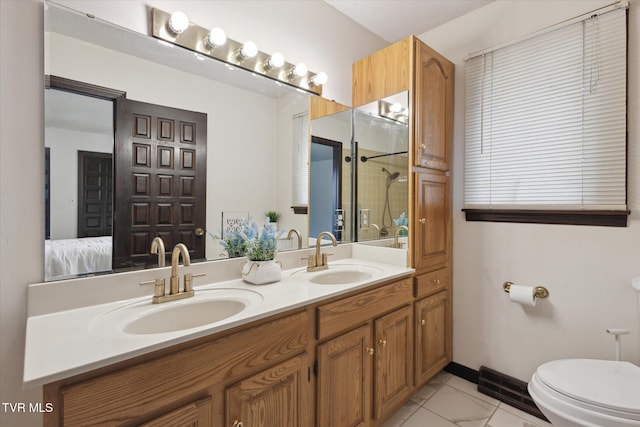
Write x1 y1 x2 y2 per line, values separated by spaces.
509 284 537 307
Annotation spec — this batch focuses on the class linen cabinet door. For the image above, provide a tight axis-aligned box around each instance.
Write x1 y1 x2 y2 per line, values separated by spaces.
226 353 311 427
414 172 450 271
415 291 450 386
414 40 454 171
317 325 372 427
373 305 413 420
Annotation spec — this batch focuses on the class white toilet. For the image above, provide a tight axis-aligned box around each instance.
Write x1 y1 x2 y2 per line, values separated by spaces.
528 280 640 426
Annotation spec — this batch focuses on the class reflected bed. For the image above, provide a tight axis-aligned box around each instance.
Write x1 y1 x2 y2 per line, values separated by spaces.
45 236 111 280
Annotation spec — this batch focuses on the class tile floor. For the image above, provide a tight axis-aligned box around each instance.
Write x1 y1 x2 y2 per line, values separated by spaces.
383 372 553 427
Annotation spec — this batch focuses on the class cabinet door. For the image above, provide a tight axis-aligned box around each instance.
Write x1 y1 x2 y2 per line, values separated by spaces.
317 325 372 427
415 291 450 386
138 397 212 427
373 305 413 419
226 354 310 427
414 41 454 171
414 172 450 270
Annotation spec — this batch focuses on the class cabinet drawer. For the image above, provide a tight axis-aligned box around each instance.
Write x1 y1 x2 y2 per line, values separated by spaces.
317 279 413 340
415 268 449 298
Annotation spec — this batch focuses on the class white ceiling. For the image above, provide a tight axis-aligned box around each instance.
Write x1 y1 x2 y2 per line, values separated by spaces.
324 0 494 43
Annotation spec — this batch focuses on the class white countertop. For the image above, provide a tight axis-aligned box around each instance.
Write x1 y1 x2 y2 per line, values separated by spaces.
24 248 413 388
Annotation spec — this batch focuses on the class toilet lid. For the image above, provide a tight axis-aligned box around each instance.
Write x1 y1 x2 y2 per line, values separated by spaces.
536 359 640 415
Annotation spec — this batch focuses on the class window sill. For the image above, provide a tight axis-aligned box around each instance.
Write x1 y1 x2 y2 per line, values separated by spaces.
292 206 308 215
463 209 630 227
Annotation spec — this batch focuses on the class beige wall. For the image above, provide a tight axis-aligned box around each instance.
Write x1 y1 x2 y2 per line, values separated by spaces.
0 2 385 425
419 0 640 381
0 1 45 426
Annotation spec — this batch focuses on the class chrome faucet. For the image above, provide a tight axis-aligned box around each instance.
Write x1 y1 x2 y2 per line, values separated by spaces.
369 223 380 239
393 226 409 248
150 237 166 267
305 231 337 272
287 228 302 249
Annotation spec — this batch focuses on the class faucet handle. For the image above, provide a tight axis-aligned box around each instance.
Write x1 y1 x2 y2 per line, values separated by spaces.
321 253 334 265
140 278 166 297
301 256 316 269
184 273 206 292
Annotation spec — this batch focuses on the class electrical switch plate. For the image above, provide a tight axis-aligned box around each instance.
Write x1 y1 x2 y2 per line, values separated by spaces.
360 209 370 228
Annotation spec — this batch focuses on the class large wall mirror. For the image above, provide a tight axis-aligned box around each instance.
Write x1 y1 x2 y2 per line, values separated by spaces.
44 2 311 281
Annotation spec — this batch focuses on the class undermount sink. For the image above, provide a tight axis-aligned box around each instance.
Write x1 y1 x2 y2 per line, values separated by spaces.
294 264 383 285
90 288 263 336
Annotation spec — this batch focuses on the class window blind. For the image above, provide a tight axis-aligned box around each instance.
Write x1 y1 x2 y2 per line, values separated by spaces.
464 5 627 211
292 112 309 208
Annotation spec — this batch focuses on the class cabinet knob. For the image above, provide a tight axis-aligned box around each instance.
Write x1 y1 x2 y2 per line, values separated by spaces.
195 227 205 236
420 218 427 224
421 319 426 326
433 279 441 285
378 339 387 347
366 347 375 356
233 421 244 427
420 144 426 149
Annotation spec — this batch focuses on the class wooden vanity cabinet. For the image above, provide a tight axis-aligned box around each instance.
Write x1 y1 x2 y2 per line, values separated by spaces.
315 279 414 426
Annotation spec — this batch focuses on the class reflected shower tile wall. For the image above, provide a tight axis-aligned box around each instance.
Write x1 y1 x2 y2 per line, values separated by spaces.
357 148 409 238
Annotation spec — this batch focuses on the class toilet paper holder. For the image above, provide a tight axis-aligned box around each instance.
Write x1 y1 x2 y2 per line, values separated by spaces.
503 281 549 298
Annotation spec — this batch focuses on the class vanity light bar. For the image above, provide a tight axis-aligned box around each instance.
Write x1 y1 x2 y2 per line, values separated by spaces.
378 100 408 124
151 8 326 96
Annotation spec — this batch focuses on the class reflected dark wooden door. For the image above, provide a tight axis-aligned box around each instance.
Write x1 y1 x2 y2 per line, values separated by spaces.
114 98 207 269
77 151 113 238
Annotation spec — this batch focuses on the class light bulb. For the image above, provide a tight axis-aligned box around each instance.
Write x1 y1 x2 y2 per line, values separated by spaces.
267 53 285 69
310 72 328 86
205 28 226 48
168 11 189 35
389 102 402 113
292 63 308 78
240 41 258 59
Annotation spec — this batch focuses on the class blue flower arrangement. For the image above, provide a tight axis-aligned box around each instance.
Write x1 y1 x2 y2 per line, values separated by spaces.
219 229 248 258
394 212 408 236
220 218 281 261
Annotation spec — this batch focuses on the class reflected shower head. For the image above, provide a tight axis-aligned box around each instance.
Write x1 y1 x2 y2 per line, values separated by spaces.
382 168 400 180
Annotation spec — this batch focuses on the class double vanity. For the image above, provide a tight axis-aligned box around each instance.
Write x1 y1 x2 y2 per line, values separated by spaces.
34 2 456 425
25 242 456 426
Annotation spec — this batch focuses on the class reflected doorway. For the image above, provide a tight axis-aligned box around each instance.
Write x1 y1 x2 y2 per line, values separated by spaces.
309 136 342 241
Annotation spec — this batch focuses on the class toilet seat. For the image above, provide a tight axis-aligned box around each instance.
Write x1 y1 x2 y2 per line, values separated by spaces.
535 359 640 421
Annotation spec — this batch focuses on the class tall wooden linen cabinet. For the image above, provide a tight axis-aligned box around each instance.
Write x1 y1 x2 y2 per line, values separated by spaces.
352 35 455 390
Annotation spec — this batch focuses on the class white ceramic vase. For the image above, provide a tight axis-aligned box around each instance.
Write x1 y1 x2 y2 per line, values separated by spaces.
241 260 282 285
